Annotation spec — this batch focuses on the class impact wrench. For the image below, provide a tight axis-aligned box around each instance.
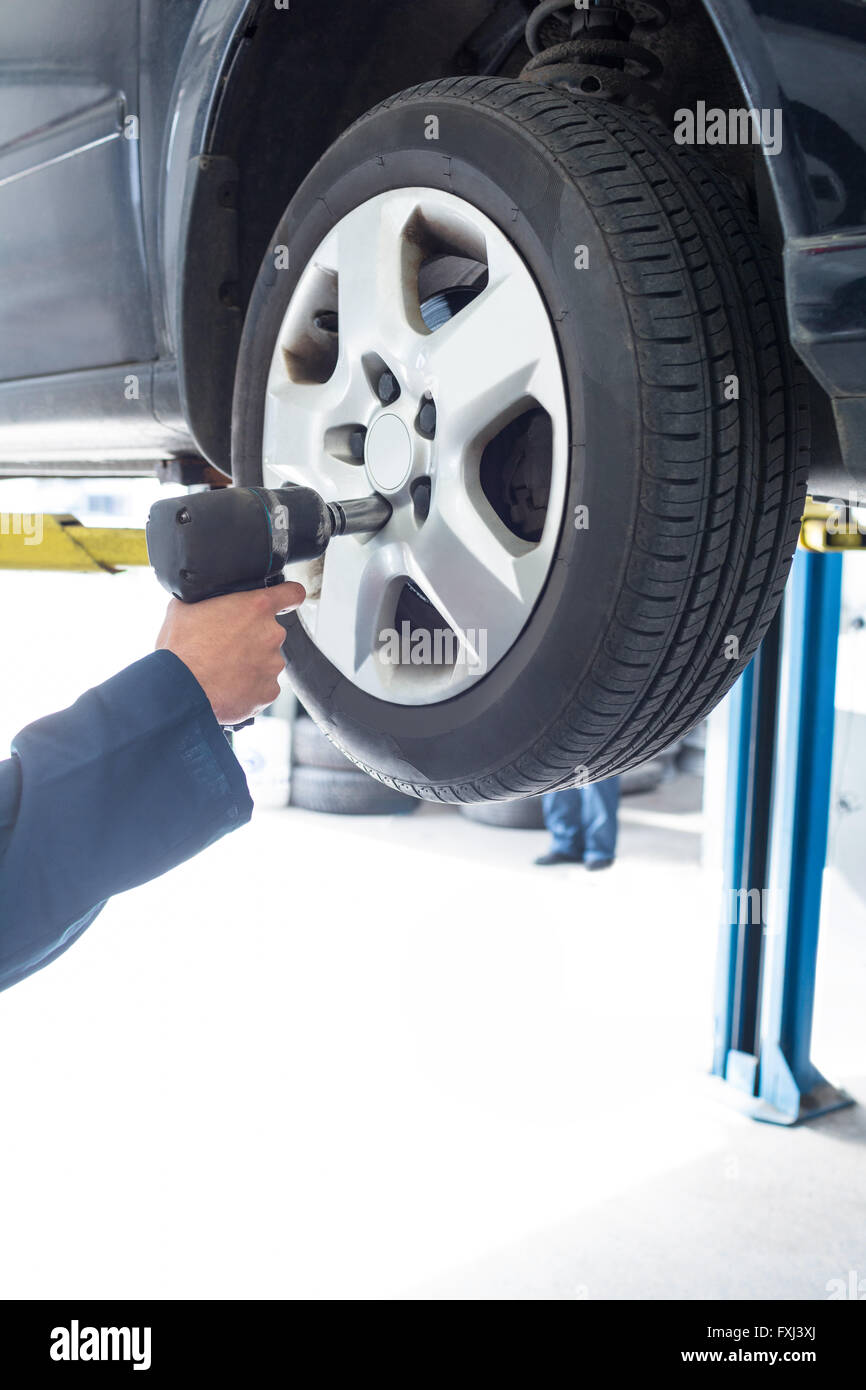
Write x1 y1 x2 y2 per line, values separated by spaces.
146 485 391 603
146 484 392 724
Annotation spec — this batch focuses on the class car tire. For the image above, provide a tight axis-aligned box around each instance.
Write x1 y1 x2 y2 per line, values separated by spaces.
677 722 707 777
460 797 546 830
290 765 417 815
458 756 665 829
293 714 355 771
621 758 666 796
234 77 809 804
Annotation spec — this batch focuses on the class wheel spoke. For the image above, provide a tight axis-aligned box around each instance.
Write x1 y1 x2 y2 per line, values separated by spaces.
410 495 539 665
336 196 426 366
311 536 405 680
424 271 560 454
263 366 372 494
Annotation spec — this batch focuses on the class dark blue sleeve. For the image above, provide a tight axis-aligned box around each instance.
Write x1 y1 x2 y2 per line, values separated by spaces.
0 650 253 994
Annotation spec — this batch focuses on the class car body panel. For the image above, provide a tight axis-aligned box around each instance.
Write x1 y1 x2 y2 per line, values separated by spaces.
704 0 866 485
705 0 866 240
0 0 864 481
0 0 154 381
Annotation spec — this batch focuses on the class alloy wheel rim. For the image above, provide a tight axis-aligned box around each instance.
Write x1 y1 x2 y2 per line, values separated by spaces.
262 187 569 705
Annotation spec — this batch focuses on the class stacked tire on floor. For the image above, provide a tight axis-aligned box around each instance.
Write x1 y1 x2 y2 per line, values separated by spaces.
294 710 670 821
676 723 707 777
459 758 671 829
290 714 417 815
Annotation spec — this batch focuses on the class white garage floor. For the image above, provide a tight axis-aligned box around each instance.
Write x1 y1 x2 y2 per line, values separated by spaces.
1 772 864 1301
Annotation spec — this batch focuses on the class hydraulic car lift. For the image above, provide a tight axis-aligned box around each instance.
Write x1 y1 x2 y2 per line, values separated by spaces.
713 529 859 1124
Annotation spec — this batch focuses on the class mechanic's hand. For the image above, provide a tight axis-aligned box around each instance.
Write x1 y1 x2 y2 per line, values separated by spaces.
155 583 305 726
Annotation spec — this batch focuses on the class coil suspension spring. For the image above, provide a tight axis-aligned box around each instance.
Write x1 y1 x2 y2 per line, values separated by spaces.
522 1 674 122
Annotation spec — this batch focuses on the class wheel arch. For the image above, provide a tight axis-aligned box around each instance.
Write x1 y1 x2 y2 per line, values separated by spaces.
699 0 814 238
168 0 493 474
168 0 861 486
701 0 866 490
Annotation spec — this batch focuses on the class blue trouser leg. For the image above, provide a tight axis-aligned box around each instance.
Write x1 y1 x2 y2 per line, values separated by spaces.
541 789 585 858
580 776 620 865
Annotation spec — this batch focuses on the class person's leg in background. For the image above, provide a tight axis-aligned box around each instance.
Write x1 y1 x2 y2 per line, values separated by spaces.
580 775 620 870
536 789 585 866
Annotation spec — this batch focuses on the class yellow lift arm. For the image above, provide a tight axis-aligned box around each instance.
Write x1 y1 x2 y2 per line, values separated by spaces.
1 497 863 574
800 498 866 554
0 515 148 573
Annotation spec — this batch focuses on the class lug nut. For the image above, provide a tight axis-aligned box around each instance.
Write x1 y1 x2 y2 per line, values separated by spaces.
418 399 437 438
349 428 367 461
377 370 400 405
411 477 432 524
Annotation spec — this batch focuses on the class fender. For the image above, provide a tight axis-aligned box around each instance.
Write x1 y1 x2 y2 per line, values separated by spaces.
160 0 255 358
701 0 813 238
702 0 866 480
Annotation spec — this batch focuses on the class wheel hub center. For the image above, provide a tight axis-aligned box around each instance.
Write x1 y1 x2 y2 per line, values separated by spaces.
365 413 413 493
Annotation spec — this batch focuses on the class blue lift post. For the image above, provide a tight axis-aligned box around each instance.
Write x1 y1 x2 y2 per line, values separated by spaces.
712 548 853 1124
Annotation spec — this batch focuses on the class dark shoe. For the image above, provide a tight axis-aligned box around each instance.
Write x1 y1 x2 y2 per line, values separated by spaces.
534 851 583 867
585 858 614 872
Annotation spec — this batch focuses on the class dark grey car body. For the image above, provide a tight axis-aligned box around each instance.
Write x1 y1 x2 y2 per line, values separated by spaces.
1 0 865 491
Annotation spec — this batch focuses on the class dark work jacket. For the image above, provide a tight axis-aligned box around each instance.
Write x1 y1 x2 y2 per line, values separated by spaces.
0 651 253 994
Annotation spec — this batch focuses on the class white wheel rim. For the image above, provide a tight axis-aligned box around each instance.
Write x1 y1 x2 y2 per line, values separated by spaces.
262 187 569 705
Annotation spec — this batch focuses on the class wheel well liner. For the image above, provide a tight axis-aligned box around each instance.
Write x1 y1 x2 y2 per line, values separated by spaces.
176 0 492 473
